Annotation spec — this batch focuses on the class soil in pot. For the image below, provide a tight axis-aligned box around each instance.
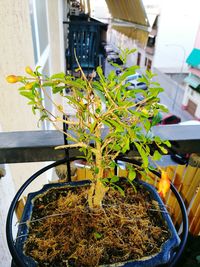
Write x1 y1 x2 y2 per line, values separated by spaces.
23 181 170 267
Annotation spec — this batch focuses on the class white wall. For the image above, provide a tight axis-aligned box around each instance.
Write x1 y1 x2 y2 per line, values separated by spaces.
47 0 65 74
0 0 65 193
182 86 200 119
0 0 46 191
47 0 65 126
108 28 138 66
0 0 39 132
153 0 200 73
90 0 110 19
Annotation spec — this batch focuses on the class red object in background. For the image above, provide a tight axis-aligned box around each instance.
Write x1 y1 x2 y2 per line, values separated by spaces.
160 114 181 125
158 171 170 199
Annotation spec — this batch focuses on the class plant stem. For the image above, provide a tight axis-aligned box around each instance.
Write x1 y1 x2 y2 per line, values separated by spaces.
87 125 108 208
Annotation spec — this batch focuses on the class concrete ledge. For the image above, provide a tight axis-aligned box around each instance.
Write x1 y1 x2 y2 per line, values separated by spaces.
0 130 80 163
0 125 200 164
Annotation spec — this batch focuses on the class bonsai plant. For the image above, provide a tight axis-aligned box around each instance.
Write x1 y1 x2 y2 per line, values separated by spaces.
6 49 178 267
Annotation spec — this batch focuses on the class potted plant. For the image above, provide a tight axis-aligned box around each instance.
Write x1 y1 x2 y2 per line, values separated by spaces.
7 49 179 267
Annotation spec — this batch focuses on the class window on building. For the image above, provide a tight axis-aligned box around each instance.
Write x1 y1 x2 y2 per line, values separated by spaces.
147 59 152 71
147 36 156 48
145 57 147 66
189 85 200 93
137 52 141 66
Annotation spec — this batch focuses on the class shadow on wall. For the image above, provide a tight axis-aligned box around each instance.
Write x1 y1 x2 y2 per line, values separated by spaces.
0 164 6 178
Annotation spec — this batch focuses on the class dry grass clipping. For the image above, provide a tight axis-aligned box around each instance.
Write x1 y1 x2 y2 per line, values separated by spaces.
24 183 170 267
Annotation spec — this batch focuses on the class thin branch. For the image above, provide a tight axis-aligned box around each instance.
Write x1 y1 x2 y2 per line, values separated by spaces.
102 84 118 108
111 151 121 161
101 138 114 152
50 119 79 144
55 143 88 150
56 117 79 125
40 86 67 117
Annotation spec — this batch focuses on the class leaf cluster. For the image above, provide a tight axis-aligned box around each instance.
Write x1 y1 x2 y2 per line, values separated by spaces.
10 49 171 182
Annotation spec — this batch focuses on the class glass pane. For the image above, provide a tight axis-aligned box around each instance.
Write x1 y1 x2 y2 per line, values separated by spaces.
35 0 49 56
42 60 53 130
29 0 38 63
42 59 50 76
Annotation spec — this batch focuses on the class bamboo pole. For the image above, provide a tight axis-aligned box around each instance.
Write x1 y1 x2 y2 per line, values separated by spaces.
165 165 185 221
189 187 200 234
174 165 198 225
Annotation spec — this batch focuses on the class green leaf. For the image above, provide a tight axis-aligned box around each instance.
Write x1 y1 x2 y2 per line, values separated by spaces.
121 137 130 153
93 88 106 103
151 81 160 86
66 80 85 90
51 72 66 79
158 145 168 154
196 255 200 263
134 142 149 168
143 119 151 132
34 66 42 76
32 82 40 91
151 113 162 126
109 120 123 132
38 114 48 124
152 150 162 161
95 107 101 114
145 69 157 79
102 120 112 128
32 106 36 115
154 136 162 144
35 65 41 71
149 87 164 97
108 80 117 90
27 100 35 105
107 70 116 81
18 86 26 91
43 82 57 87
119 66 139 82
163 140 171 147
74 89 84 98
110 175 119 183
113 185 125 196
65 95 84 109
20 91 35 100
89 121 97 132
94 232 102 239
111 144 121 151
109 161 117 168
128 169 136 181
91 135 101 144
109 62 121 68
94 167 99 174
101 178 110 184
52 86 65 94
116 89 122 102
96 66 106 84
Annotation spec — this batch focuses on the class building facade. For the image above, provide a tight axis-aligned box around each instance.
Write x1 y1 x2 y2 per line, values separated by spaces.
182 25 200 119
101 0 200 76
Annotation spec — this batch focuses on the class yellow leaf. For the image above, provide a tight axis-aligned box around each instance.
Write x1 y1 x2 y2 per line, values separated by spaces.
6 75 20 83
158 171 170 198
25 66 33 75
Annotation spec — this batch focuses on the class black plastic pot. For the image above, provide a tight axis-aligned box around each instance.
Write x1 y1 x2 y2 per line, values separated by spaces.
6 158 188 267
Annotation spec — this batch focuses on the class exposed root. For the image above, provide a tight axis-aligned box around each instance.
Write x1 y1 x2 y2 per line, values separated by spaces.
24 183 170 267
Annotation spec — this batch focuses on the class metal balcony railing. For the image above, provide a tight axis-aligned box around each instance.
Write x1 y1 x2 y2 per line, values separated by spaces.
63 17 108 76
0 124 200 236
